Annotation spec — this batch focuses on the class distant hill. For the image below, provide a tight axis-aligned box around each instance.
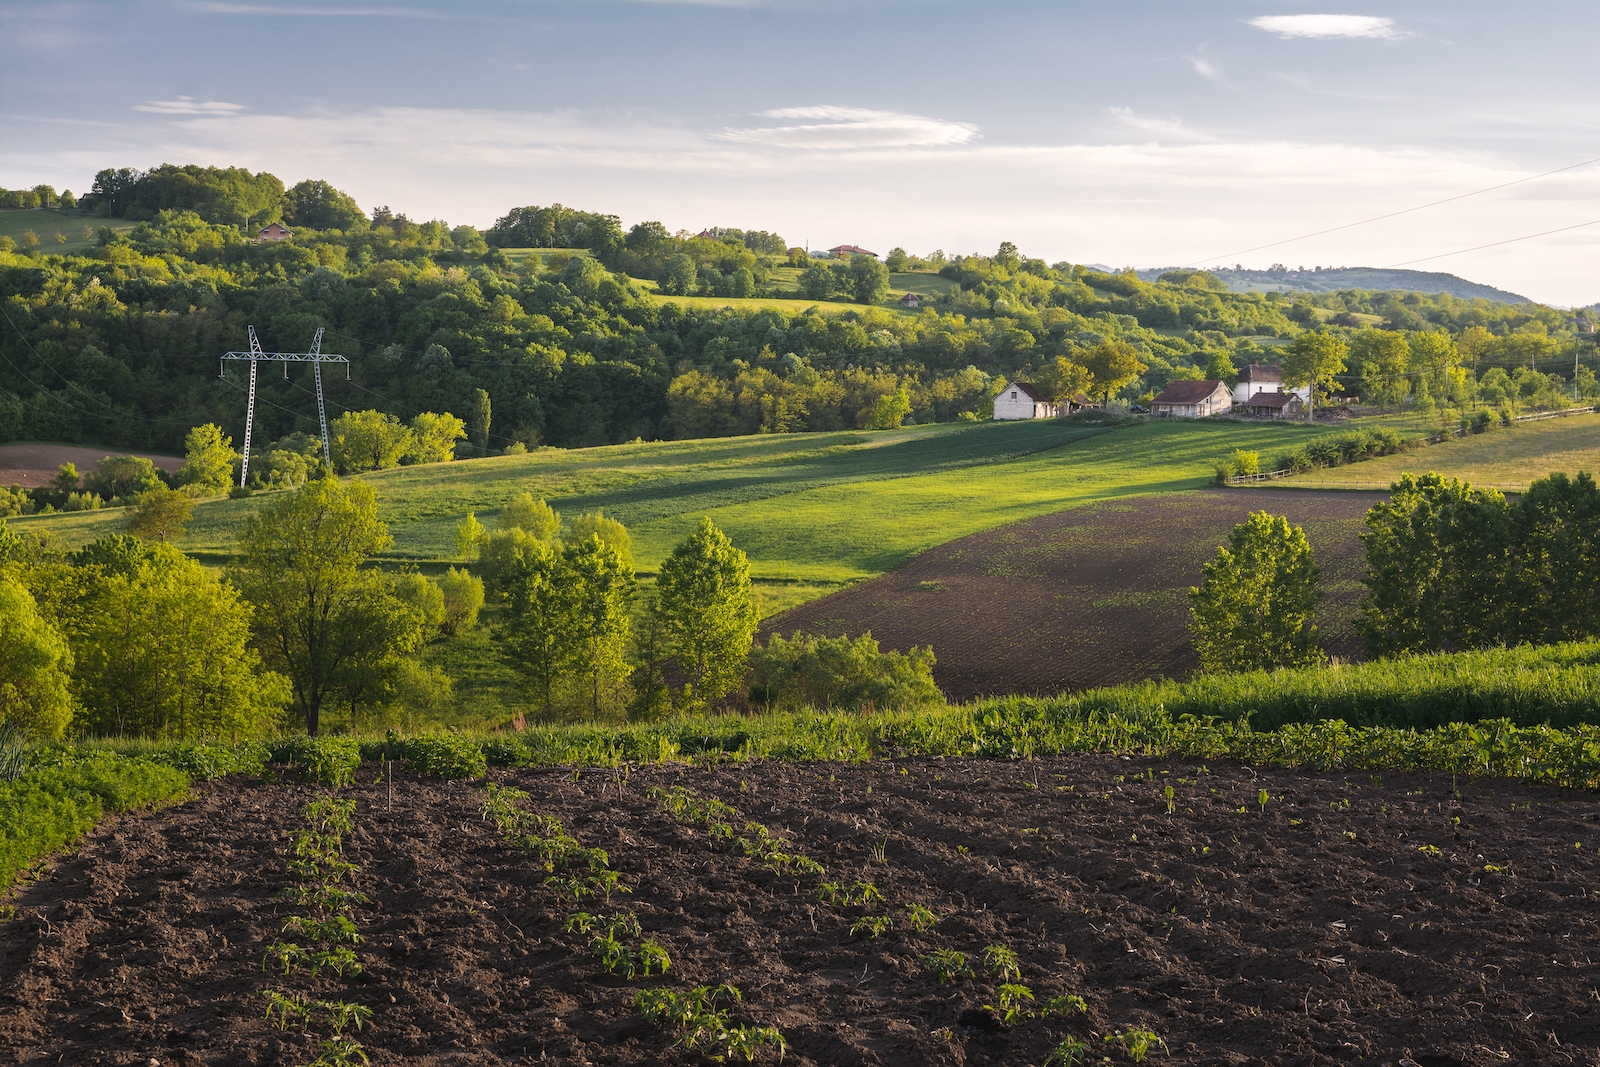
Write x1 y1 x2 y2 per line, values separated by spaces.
1132 266 1530 305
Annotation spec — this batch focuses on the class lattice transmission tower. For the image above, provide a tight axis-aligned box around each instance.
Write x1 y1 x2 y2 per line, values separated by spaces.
220 326 349 488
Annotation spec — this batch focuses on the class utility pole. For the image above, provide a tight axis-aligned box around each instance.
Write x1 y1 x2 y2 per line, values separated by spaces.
220 326 349 487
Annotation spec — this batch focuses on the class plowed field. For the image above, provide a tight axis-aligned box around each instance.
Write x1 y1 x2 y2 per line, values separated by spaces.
4 758 1599 1065
768 488 1387 700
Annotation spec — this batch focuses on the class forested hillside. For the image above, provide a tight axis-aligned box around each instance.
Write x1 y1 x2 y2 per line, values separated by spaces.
1 165 1596 455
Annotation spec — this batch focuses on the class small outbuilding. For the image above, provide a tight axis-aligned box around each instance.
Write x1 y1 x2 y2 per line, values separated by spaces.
993 381 1060 420
898 292 921 307
1151 379 1232 419
255 221 292 244
1242 390 1305 419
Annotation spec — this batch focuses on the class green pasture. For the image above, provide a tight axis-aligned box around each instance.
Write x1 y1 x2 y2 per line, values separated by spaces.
630 278 908 317
890 271 958 299
1273 411 1600 492
0 210 133 254
16 416 1349 583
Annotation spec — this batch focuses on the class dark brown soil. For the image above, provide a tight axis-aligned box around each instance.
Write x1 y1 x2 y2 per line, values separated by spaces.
0 443 182 489
768 488 1387 700
6 758 1600 1065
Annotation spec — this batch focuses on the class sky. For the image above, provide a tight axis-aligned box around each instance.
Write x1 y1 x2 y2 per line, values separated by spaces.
2 0 1597 305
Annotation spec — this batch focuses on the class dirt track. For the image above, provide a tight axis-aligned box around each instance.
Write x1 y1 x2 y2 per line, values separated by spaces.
0 443 182 489
769 488 1387 700
4 758 1600 1065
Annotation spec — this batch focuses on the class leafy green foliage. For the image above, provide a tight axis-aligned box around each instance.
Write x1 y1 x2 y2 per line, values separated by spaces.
748 630 941 713
386 732 487 779
1188 512 1324 672
269 737 361 787
922 948 975 983
0 576 74 740
634 984 785 1063
1105 1027 1168 1062
176 423 238 494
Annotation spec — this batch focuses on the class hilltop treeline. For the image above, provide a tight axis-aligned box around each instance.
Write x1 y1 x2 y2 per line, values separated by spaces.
1 164 1596 453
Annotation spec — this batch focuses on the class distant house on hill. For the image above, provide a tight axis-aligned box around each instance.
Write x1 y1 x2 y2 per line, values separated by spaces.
994 381 1059 420
1242 390 1305 419
1232 362 1309 405
899 292 921 307
1151 379 1231 418
828 244 877 258
256 222 292 244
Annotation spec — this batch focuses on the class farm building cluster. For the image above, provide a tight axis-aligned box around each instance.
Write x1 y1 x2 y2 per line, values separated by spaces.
992 362 1311 421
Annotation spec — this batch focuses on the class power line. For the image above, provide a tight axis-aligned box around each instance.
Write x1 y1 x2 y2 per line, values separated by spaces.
1180 153 1600 267
1385 219 1600 268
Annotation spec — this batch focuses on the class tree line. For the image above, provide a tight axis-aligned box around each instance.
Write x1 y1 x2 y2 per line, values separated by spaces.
1189 469 1600 673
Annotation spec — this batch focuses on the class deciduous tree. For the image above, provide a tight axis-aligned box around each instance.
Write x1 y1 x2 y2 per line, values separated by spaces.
126 487 193 542
1080 339 1147 405
176 423 238 493
0 576 74 740
1282 330 1348 421
652 518 758 710
1189 512 1324 672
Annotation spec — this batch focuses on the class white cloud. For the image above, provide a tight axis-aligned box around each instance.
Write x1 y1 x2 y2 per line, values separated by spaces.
1107 107 1215 143
134 96 246 116
716 106 978 150
1249 15 1398 39
1190 57 1219 79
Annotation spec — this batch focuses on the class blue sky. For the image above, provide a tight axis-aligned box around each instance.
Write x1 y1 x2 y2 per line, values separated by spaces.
2 1 1597 304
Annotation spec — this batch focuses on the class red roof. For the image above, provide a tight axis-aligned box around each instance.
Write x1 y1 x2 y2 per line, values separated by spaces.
1151 380 1228 405
1006 381 1047 401
828 244 877 257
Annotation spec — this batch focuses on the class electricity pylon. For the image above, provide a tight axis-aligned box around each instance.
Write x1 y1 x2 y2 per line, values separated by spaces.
220 326 349 487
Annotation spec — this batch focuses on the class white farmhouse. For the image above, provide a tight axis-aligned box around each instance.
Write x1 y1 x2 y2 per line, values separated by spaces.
993 381 1059 420
1233 362 1310 406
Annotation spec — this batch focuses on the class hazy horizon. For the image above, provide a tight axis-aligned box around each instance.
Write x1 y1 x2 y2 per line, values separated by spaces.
3 0 1597 306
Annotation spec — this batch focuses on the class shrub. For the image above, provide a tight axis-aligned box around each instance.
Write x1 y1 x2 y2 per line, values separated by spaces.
388 733 486 780
748 631 942 712
269 737 361 787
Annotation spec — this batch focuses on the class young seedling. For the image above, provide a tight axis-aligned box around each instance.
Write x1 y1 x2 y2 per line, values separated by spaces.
871 836 888 864
1042 994 1089 1017
717 1023 788 1062
262 990 313 1031
981 944 1021 981
307 946 364 980
1105 1027 1168 1063
1045 1037 1091 1067
1258 789 1270 815
311 1037 370 1067
849 915 891 940
903 904 939 933
283 914 364 946
987 982 1034 1023
922 948 974 983
1163 784 1176 815
850 881 883 906
262 941 309 974
319 1001 374 1034
563 912 598 934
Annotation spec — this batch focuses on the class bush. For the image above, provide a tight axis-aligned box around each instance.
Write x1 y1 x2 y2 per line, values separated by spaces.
370 732 486 779
748 632 942 713
267 736 360 787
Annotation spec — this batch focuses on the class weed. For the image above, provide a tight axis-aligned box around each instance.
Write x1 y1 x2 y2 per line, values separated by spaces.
310 1037 370 1067
922 948 974 983
1045 1037 1091 1066
903 903 939 932
262 990 313 1031
849 915 891 940
1042 994 1089 1017
1105 1027 1168 1062
987 982 1034 1023
982 944 1022 981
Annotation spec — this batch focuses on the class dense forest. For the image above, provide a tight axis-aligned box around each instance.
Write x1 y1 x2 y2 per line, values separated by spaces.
1 164 1597 455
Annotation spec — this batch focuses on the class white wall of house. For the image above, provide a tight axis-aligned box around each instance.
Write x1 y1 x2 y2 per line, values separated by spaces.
1234 380 1310 405
1155 383 1232 418
993 383 1058 420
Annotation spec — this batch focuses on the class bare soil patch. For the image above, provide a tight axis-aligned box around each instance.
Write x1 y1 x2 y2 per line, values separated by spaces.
4 758 1600 1065
768 488 1386 700
0 443 182 489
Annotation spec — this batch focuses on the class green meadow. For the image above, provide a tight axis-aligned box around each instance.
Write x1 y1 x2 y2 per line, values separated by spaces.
17 416 1348 583
0 209 135 253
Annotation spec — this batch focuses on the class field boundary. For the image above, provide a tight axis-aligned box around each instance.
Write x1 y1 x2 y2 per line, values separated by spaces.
1227 405 1598 486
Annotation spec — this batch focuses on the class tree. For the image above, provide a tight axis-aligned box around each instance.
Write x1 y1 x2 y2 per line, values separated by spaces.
127 487 193 542
1281 330 1348 421
1203 350 1237 386
849 255 890 305
500 492 561 540
497 539 570 715
1080 339 1147 405
330 410 412 472
562 535 635 717
885 247 909 272
659 254 697 296
455 511 487 561
653 517 759 710
176 423 239 493
1508 471 1600 645
0 576 74 740
85 455 165 502
1349 329 1410 405
283 179 367 231
64 537 287 739
566 511 633 570
470 389 492 455
866 386 912 429
438 567 484 636
1039 356 1094 405
230 480 423 735
1356 473 1514 656
1188 512 1324 673
405 411 466 464
50 463 80 495
799 265 835 301
393 573 447 638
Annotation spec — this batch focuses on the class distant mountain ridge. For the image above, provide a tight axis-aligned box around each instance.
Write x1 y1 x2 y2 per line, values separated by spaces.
1130 265 1530 305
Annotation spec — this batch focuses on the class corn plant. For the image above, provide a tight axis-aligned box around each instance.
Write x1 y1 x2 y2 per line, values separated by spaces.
849 915 891 940
1258 789 1270 815
903 904 939 932
987 983 1034 1024
262 990 313 1031
922 948 974 983
982 944 1021 981
1105 1027 1168 1063
1045 1037 1091 1067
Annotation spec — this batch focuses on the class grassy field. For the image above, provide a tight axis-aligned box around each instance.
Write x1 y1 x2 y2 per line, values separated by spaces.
0 210 135 254
1273 411 1600 491
630 276 910 316
14 417 1351 583
890 271 957 299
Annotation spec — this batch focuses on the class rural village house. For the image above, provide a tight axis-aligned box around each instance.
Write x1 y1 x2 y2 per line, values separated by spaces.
255 222 292 244
1242 391 1305 419
993 381 1059 420
1150 379 1232 418
1232 362 1310 406
827 244 877 258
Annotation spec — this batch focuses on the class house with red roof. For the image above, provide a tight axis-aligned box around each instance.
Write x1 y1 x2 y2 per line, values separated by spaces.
1151 379 1232 418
